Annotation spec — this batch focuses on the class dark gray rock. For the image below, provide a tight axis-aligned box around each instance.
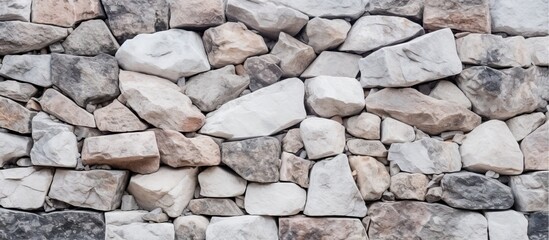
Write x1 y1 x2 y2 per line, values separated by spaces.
243 54 283 91
62 19 120 56
51 54 120 108
528 212 549 240
0 208 105 240
222 136 281 183
441 171 514 210
0 21 68 55
188 199 244 216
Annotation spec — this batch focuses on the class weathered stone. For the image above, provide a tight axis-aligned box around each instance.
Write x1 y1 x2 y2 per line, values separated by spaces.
203 22 268 68
528 212 549 240
485 210 528 240
428 80 472 109
270 0 367 19
0 0 31 21
380 117 415 144
153 129 220 168
301 51 361 78
30 112 78 168
271 32 316 77
185 65 249 112
199 78 306 139
51 54 119 108
116 29 210 81
119 70 205 132
102 0 168 42
506 112 546 141
121 195 139 211
245 182 306 216
441 171 514 210
206 216 278 240
359 28 461 87
169 0 225 29
305 154 367 217
280 152 313 188
0 132 31 167
423 0 490 33
0 21 68 55
174 215 209 240
0 80 37 102
243 54 283 91
527 37 549 66
425 187 442 203
279 217 367 240
340 15 424 53
344 112 381 140
282 128 303 153
388 138 461 174
0 55 51 87
105 210 147 225
349 156 390 201
521 121 549 171
188 198 244 216
510 171 549 212
49 169 129 211
305 76 365 118
300 117 345 160
62 20 120 56
198 166 246 198
107 223 175 240
490 0 549 37
368 201 488 240
457 34 531 67
221 136 280 183
142 208 169 223
226 0 308 39
31 0 103 27
94 100 147 132
390 173 429 200
0 209 105 240
0 96 34 133
302 17 351 53
460 120 523 175
0 167 53 210
39 89 95 128
347 139 387 157
366 0 424 20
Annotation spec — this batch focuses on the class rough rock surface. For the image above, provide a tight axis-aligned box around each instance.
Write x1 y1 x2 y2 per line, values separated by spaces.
62 20 120 56
302 17 351 53
485 210 529 240
305 76 365 118
30 112 78 168
169 0 225 29
456 34 531 67
243 54 283 91
107 222 175 240
206 216 278 240
270 0 368 19
279 152 313 188
31 0 103 27
510 171 548 212
390 173 429 201
301 51 361 78
490 0 549 37
153 129 220 167
429 80 472 109
188 198 244 216
0 96 35 133
0 55 51 87
0 80 37 102
423 0 490 33
388 138 461 174
245 182 306 216
198 166 246 197
0 167 53 210
300 117 345 160
221 136 280 183
380 117 415 144
271 32 316 77
344 112 381 140
528 212 549 240
0 0 31 22
347 139 387 157
0 132 32 167
366 0 424 20
349 156 390 201
174 215 209 240
38 89 95 128
521 121 549 170
0 21 68 55
93 100 147 132
279 217 367 240
527 36 549 66
282 128 303 154
506 112 546 141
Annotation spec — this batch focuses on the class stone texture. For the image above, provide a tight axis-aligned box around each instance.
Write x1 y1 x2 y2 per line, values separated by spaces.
428 80 472 109
456 34 531 67
153 129 220 168
116 29 210 81
0 96 34 133
226 0 308 39
388 138 462 174
340 15 424 53
460 120 524 175
169 0 225 29
30 112 78 168
380 117 415 144
203 22 268 68
301 51 361 78
485 210 528 240
305 76 365 118
0 55 51 87
31 0 103 27
528 212 549 240
304 154 367 217
349 156 390 201
0 167 53 210
62 20 120 56
174 215 209 240
185 65 249 112
521 121 549 170
390 173 429 200
245 182 306 216
347 139 388 157
527 36 549 66
282 128 303 154
102 0 168 42
243 54 283 91
51 53 119 108
188 198 244 216
423 0 490 33
510 171 549 212
279 217 367 240
107 223 175 240
198 166 246 197
271 32 316 77
142 208 169 223
359 28 461 88
0 21 68 55
300 117 345 160
366 0 424 20
441 171 514 210
0 0 31 21
490 0 549 37
0 80 37 102
94 100 147 132
279 152 313 188
366 88 481 134
270 0 367 19
48 169 129 211
206 216 278 240
344 112 381 140
127 166 198 217
368 201 488 240
119 70 205 132
221 136 280 183
39 89 95 128
0 132 31 167
302 17 351 53
506 112 546 141
199 78 306 139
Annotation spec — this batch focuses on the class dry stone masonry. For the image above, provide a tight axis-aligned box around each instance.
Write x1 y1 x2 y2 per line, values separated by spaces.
0 0 547 239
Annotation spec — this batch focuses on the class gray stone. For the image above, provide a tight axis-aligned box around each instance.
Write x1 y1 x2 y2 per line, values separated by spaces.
107 223 175 240
380 117 415 144
279 152 313 188
527 36 549 66
344 112 381 140
490 0 549 37
271 32 316 77
429 80 472 109
206 216 278 240
302 17 351 53
0 80 36 102
0 21 68 55
198 166 247 197
390 173 429 201
0 0 31 21
221 136 280 183
521 121 549 171
485 210 528 240
121 195 139 211
94 100 148 132
169 0 225 29
279 217 367 240
30 113 78 168
388 138 461 174
0 167 53 210
456 34 531 67
153 129 221 167
510 171 549 212
39 89 96 128
270 0 367 19
300 117 345 160
0 96 35 133
350 156 391 201
62 20 120 56
506 112 546 141
174 215 209 240
0 55 51 87
243 54 283 91
347 139 387 157
282 128 303 154
305 76 365 118
528 212 549 240
188 198 244 216
423 0 491 33
0 132 31 167
425 187 442 203
142 208 169 223
301 51 361 78
245 182 306 216
366 0 424 20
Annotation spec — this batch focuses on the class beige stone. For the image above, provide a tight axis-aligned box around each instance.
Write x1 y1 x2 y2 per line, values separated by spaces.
423 0 490 33
169 0 225 28
94 100 147 132
282 128 303 154
349 156 390 201
347 139 387 157
0 167 54 210
344 112 381 140
0 96 35 133
390 173 429 201
279 217 367 240
153 129 220 167
280 152 313 188
302 17 351 53
521 122 549 171
31 0 104 27
39 89 95 128
271 32 316 77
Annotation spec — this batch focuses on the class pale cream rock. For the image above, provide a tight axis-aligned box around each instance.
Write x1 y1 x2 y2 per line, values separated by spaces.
380 117 415 144
429 80 472 109
30 112 78 168
0 0 31 22
0 80 37 102
39 89 95 128
31 0 104 27
301 51 361 78
305 76 365 118
94 100 147 132
0 21 68 55
300 117 346 160
198 166 246 198
174 215 209 240
279 152 313 188
347 139 387 157
0 132 32 167
505 112 546 141
282 128 303 153
269 0 368 19
206 216 278 240
388 138 462 174
271 32 316 77
0 55 51 87
485 210 529 240
456 34 531 67
0 167 53 210
390 173 429 201
490 0 549 37
245 182 306 216
169 0 225 28
349 156 390 201
344 112 381 140
153 129 220 167
509 171 548 212
279 217 368 240
302 17 351 53
527 36 549 66
521 122 549 171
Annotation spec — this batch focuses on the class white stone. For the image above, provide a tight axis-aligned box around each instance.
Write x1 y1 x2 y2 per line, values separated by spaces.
116 29 210 81
300 117 345 160
456 34 531 67
107 223 175 240
198 166 247 198
0 55 51 87
509 171 549 212
349 156 390 201
199 78 306 140
359 28 462 87
429 80 472 109
506 112 546 141
490 0 549 37
388 138 462 174
245 182 306 216
347 139 387 157
30 112 78 168
0 132 31 167
302 17 351 53
0 0 31 21
485 210 528 240
206 216 278 240
0 167 53 210
270 0 368 19
301 51 361 78
527 36 549 66
305 76 365 118
344 112 381 140
105 210 147 225
174 215 209 240
381 117 415 144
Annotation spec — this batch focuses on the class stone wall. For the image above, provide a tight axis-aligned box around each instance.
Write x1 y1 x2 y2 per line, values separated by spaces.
0 0 548 239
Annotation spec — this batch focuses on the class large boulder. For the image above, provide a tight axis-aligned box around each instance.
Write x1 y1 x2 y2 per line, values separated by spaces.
0 167 53 210
489 0 549 37
423 0 491 33
388 138 461 174
0 96 35 133
510 171 548 212
62 19 120 56
153 129 220 167
441 172 514 210
0 55 51 87
205 216 278 240
31 0 103 27
349 156 390 201
456 34 531 67
300 117 346 160
521 122 549 171
305 76 365 118
279 217 367 240
169 0 225 29
245 182 306 216
0 21 68 55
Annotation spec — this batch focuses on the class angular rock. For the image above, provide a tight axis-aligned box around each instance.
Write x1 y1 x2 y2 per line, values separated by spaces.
31 0 103 27
0 0 31 21
528 212 549 240
101 0 168 42
153 129 220 167
506 112 546 141
198 166 246 197
0 55 51 87
185 65 249 112
340 15 424 53
127 166 198 217
428 80 472 109
243 54 283 91
270 0 367 19
245 182 306 216
0 21 68 55
119 70 205 132
142 208 169 223
0 80 37 102
121 195 139 211
441 171 514 210
380 117 415 144
349 156 390 201
302 17 351 53
304 154 367 217
279 217 367 240
107 223 175 240
366 88 481 134
280 152 313 188
199 78 306 139
423 0 490 33
485 210 528 240
460 120 523 175
282 128 303 154
203 22 268 68
62 20 120 56
116 29 210 81
527 36 549 66
221 136 280 183
51 53 120 107
305 76 365 118
368 201 488 240
169 0 225 29
271 32 316 77
0 96 34 133
388 138 461 174
0 132 31 167
174 215 209 240
0 167 53 210
49 169 129 211
510 171 549 212
226 0 308 39
30 113 78 168
301 51 361 78
300 117 345 160
39 89 95 128
347 139 387 157
425 187 443 203
105 210 147 225
390 173 429 200
344 112 381 140
360 28 461 87
206 216 278 240
188 198 244 216
457 34 530 67
366 0 424 20
94 100 147 132
521 121 549 171
490 0 549 37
